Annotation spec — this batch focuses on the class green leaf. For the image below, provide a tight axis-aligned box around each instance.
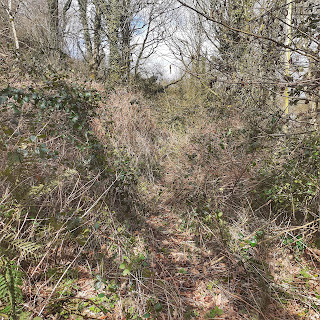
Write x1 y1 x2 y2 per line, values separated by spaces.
98 293 105 298
96 275 102 281
256 230 263 238
139 254 145 261
300 269 311 279
108 283 118 292
12 105 20 115
206 306 223 318
249 237 258 247
100 306 109 313
94 281 102 290
119 263 126 270
72 115 79 123
30 135 37 142
154 303 162 312
18 312 32 320
2 126 14 136
122 269 130 276
39 101 46 109
0 95 8 105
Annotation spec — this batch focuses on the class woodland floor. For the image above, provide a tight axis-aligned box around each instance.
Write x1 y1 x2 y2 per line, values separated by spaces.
3 84 319 320
32 203 320 320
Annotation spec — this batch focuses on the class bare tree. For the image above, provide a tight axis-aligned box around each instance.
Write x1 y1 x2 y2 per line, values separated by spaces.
132 0 174 78
172 0 320 130
47 0 59 51
78 0 92 59
1 0 20 51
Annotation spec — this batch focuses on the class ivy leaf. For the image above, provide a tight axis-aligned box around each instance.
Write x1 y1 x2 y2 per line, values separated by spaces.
30 135 37 142
94 281 102 290
72 115 79 123
249 237 258 247
96 274 102 281
0 95 8 105
40 101 47 109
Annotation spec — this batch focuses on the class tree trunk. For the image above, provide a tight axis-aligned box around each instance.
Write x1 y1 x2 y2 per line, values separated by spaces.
7 0 19 52
78 0 92 60
47 0 59 51
284 0 292 118
90 0 103 78
120 0 131 83
106 0 121 84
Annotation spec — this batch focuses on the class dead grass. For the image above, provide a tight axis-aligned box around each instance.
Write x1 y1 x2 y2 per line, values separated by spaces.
1 80 320 319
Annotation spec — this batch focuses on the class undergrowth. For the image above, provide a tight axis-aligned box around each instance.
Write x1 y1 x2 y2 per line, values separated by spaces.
0 66 320 319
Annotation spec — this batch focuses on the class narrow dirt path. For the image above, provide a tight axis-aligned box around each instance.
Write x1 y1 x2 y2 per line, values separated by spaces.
142 207 244 319
139 205 303 320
